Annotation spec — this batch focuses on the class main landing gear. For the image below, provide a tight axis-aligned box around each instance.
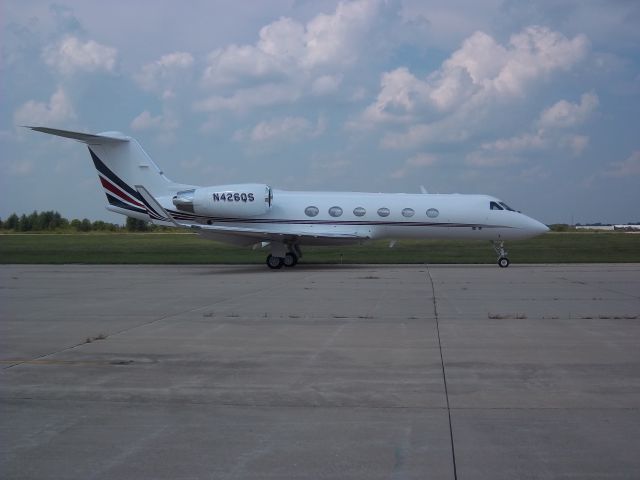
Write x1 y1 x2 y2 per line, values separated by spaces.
266 242 301 270
266 252 299 269
492 240 510 268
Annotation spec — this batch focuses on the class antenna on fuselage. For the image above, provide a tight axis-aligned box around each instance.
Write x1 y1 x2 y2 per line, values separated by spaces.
419 185 428 194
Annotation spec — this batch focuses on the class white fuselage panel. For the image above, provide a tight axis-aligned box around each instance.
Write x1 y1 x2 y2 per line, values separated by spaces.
158 189 548 242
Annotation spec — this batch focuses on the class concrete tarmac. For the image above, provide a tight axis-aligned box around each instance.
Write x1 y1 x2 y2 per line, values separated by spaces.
1 264 639 479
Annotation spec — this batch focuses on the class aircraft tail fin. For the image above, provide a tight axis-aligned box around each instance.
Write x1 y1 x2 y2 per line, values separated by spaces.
28 126 190 221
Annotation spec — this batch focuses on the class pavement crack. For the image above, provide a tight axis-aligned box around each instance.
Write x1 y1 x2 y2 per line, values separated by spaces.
426 266 458 480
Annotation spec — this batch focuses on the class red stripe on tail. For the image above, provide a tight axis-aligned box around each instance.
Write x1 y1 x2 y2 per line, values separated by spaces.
99 176 145 208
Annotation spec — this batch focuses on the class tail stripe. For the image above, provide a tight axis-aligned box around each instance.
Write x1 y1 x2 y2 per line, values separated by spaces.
105 190 166 222
99 176 145 209
89 147 157 216
89 148 142 201
105 193 147 215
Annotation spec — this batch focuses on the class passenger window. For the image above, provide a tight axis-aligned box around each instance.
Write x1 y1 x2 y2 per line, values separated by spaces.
328 206 343 217
490 201 503 210
353 207 366 217
426 208 439 218
377 208 390 217
402 208 415 218
305 206 319 217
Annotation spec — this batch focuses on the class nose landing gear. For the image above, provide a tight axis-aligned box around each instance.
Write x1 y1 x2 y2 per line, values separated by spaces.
498 256 510 268
492 240 510 268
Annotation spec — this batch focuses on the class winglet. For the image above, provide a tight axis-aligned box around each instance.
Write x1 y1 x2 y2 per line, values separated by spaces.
134 185 179 226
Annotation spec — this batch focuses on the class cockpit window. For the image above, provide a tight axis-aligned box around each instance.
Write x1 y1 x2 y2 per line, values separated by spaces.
499 202 515 211
490 201 504 210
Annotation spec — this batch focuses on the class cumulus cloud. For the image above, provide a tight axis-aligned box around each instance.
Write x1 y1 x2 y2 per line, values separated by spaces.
302 0 380 69
464 132 547 167
130 110 178 132
43 36 117 75
257 17 307 61
391 153 438 178
465 151 524 168
355 68 433 126
481 132 548 153
203 44 288 87
197 0 391 112
380 120 472 149
311 74 343 95
468 90 598 163
234 116 325 143
13 87 76 126
538 92 599 129
356 26 589 149
466 128 592 166
134 52 194 99
604 150 640 177
202 0 379 88
196 83 302 113
492 27 589 95
564 134 590 155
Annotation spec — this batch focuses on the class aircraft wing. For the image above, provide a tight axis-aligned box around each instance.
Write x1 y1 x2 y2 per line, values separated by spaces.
135 186 369 244
191 223 367 244
194 223 366 240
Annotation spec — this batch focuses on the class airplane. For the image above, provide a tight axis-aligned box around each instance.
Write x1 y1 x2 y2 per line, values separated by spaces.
28 126 549 269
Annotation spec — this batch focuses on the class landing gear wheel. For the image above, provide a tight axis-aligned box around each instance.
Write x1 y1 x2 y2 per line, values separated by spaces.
283 252 298 267
491 241 510 268
266 254 284 269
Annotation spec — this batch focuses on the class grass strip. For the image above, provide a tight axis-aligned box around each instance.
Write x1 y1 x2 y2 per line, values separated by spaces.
1 232 639 264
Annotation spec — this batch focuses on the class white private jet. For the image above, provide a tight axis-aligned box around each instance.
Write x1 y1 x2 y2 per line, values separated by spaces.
29 127 548 269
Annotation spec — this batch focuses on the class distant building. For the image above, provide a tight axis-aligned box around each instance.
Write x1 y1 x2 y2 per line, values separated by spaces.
613 225 640 232
575 225 640 232
575 225 614 231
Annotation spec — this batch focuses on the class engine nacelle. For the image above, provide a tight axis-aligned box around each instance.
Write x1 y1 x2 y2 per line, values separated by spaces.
173 184 272 218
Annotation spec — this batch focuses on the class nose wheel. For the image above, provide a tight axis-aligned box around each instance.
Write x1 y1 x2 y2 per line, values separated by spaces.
492 241 510 268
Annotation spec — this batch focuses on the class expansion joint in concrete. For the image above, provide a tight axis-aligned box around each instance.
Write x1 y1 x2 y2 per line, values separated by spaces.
426 267 458 480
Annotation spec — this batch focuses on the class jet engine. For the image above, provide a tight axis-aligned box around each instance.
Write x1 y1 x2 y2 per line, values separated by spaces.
172 184 272 218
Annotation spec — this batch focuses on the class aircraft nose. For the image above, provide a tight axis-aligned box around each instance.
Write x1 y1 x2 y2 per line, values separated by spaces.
527 216 549 235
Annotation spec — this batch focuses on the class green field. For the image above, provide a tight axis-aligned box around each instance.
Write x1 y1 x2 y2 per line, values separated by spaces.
1 232 639 264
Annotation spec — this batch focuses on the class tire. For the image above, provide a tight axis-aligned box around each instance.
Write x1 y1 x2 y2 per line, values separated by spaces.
498 257 510 268
266 254 284 269
283 252 298 267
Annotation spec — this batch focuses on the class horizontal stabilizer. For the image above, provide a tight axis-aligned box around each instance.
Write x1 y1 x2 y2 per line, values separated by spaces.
26 126 130 144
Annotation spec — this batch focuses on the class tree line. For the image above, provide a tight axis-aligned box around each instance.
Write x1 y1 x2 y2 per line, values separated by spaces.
0 211 155 232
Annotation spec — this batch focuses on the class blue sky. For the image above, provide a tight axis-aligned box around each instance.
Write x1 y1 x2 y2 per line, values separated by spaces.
2 0 639 225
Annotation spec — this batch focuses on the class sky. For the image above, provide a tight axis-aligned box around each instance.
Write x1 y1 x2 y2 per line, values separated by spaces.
1 0 639 225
